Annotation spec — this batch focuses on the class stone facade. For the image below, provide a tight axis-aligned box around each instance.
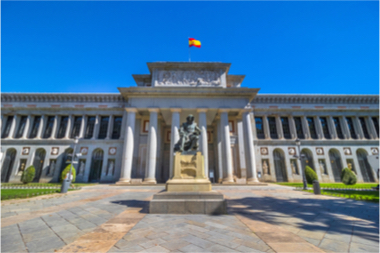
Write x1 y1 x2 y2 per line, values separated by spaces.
1 62 379 184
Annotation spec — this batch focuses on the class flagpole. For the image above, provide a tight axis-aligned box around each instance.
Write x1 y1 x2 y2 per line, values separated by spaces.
188 38 191 62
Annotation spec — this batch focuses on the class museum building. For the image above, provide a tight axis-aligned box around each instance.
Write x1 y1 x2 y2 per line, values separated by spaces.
1 62 379 184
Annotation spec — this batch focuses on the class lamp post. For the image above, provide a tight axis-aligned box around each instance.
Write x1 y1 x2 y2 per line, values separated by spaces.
61 136 79 193
295 138 307 190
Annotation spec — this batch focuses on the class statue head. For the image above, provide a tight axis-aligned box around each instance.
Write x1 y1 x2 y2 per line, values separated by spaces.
186 114 194 123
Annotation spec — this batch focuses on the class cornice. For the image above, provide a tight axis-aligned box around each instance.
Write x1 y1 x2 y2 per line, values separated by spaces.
252 94 379 104
1 93 125 103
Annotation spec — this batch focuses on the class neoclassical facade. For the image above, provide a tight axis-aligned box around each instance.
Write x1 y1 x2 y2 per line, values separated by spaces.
1 62 379 184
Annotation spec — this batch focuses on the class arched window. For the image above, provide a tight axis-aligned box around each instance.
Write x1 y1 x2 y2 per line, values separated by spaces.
1 149 17 182
90 149 104 182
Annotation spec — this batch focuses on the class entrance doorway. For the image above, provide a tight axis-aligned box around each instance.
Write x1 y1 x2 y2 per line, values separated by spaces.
89 149 103 182
329 149 343 182
273 149 287 182
33 148 46 182
357 149 375 182
60 148 73 176
1 148 16 182
301 149 314 171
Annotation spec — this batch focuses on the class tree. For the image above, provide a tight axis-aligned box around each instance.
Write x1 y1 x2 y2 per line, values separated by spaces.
305 166 318 184
61 164 76 183
341 168 357 185
21 166 35 184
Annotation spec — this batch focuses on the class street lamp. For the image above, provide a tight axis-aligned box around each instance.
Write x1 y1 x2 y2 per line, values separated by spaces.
295 138 308 190
61 136 79 193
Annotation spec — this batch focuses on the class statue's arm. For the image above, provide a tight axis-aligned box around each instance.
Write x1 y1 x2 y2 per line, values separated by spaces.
195 125 201 135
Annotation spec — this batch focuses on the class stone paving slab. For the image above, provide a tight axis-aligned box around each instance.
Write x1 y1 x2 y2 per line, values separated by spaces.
1 184 379 253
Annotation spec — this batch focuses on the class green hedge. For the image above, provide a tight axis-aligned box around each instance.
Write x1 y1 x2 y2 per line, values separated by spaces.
21 166 35 184
61 164 76 183
305 166 318 184
341 168 357 185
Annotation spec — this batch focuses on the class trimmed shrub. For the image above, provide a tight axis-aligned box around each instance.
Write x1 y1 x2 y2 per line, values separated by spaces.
305 166 318 184
341 168 357 185
21 166 35 184
61 164 76 183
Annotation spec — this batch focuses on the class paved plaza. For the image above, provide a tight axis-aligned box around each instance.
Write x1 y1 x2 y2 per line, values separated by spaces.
1 184 378 253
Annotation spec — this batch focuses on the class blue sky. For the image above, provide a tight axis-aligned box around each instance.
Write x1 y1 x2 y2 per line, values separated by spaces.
2 1 379 94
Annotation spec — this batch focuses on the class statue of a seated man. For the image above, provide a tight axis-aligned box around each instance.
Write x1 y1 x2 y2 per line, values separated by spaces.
174 114 201 152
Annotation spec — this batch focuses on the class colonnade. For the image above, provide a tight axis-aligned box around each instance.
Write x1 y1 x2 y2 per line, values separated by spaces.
257 115 378 141
118 108 259 184
1 114 124 140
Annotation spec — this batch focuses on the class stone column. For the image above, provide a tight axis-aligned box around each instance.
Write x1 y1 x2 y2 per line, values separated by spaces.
120 111 128 140
275 116 284 139
327 116 337 139
105 115 113 140
198 109 209 178
289 116 297 139
92 115 100 140
22 115 32 139
79 115 86 138
237 118 247 180
144 108 159 184
353 116 364 139
262 115 270 139
12 115 22 139
301 116 310 139
314 116 324 139
365 117 377 139
118 108 137 184
339 116 350 139
37 115 45 139
8 115 18 139
243 111 259 183
220 109 234 183
0 115 3 135
169 108 181 179
64 115 72 139
216 117 224 183
49 116 58 139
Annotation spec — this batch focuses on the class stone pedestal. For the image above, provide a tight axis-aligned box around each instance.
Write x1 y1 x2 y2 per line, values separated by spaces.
166 152 212 192
150 151 227 214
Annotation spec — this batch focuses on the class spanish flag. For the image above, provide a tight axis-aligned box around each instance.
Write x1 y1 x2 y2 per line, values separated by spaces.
189 38 201 48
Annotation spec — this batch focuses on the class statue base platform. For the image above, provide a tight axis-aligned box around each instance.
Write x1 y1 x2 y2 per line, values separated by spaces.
149 191 227 214
166 178 211 192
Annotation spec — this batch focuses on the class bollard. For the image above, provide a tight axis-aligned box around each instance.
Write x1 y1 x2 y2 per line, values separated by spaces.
312 180 321 195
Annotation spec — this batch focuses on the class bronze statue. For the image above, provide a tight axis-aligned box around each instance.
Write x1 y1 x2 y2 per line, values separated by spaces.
174 114 201 152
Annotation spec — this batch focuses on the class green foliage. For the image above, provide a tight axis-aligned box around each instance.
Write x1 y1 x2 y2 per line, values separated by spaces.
305 166 318 184
341 168 357 185
61 164 76 183
21 166 35 184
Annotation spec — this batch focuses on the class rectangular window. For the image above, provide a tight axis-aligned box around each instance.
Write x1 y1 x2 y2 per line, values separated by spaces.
293 117 305 139
281 117 291 139
1 116 14 138
57 116 68 139
85 116 96 139
333 117 344 139
319 117 331 139
267 117 278 139
359 117 370 139
43 116 55 139
111 116 122 139
255 117 265 139
71 116 82 138
15 116 28 139
98 116 109 139
372 117 379 138
307 117 318 139
345 117 357 139
29 116 41 139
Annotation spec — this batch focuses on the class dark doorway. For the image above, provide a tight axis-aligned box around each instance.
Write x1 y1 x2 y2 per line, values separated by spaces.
33 148 46 182
1 149 16 182
273 149 288 182
329 149 343 182
89 149 104 182
59 148 73 176
357 149 375 182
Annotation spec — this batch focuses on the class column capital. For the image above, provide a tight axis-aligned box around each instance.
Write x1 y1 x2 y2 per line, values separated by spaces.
125 107 138 113
170 108 182 113
148 108 160 113
197 108 208 113
218 108 230 113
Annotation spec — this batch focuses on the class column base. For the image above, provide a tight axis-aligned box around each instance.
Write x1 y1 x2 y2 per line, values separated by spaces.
142 178 157 184
222 177 234 184
247 177 259 183
116 178 131 185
